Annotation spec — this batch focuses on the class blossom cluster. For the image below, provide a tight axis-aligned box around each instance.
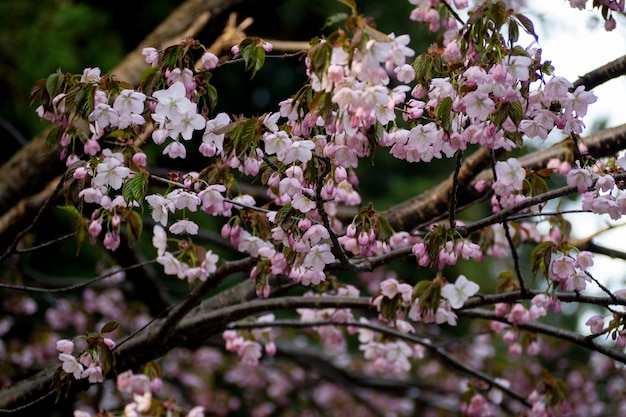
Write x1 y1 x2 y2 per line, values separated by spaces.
222 314 277 366
56 337 114 384
24 1 626 416
372 274 480 329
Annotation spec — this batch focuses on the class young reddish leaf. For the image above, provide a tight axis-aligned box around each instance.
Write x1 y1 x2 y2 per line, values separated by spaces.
126 210 144 245
29 78 48 106
514 13 538 41
338 0 357 11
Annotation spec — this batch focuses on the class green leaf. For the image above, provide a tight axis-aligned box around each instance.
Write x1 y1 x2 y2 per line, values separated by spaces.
240 41 266 79
76 84 96 118
337 0 356 11
140 65 161 97
126 210 143 246
496 270 516 292
380 297 400 321
308 41 332 78
530 241 554 280
486 1 507 28
506 101 523 126
45 70 64 101
527 172 548 196
45 124 63 148
276 203 294 227
322 12 349 30
205 83 218 112
376 215 395 242
100 321 120 334
29 78 48 106
161 44 183 69
508 19 519 44
435 97 453 130
122 171 148 205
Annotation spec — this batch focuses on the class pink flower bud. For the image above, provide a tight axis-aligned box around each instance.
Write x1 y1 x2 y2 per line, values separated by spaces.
132 152 147 168
73 167 87 180
88 220 102 238
111 214 121 228
56 339 74 354
103 337 116 350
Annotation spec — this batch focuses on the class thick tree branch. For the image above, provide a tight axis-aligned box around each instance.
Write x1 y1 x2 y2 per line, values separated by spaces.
4 282 626 413
572 53 626 91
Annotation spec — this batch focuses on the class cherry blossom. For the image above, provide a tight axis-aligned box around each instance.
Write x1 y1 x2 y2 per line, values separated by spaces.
92 154 131 190
441 275 480 309
152 81 195 124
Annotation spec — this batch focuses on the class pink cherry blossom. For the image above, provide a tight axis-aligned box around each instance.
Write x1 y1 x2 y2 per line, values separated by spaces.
146 194 175 226
89 104 119 129
56 339 74 354
80 67 101 82
493 158 525 195
302 244 336 272
562 85 597 117
169 219 199 235
550 255 576 282
201 52 219 70
152 81 194 124
162 141 187 159
152 225 167 256
281 140 316 164
501 55 532 81
142 47 159 67
59 353 84 379
113 89 146 115
566 163 596 192
463 90 494 121
92 155 130 190
585 315 605 334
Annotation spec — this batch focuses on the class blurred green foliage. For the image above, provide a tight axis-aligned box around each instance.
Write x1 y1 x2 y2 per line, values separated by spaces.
0 0 179 161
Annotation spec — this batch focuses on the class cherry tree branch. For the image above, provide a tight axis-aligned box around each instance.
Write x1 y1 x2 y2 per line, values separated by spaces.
459 171 626 237
572 53 626 91
383 127 626 234
458 307 626 363
154 257 256 342
3 280 626 413
226 318 531 408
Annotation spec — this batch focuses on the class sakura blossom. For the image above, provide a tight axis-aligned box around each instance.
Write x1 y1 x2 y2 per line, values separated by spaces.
441 275 480 309
19 1 626 416
91 154 131 190
152 81 195 124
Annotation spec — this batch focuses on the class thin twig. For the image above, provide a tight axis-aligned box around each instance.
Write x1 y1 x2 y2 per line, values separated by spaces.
0 259 157 293
448 149 464 229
